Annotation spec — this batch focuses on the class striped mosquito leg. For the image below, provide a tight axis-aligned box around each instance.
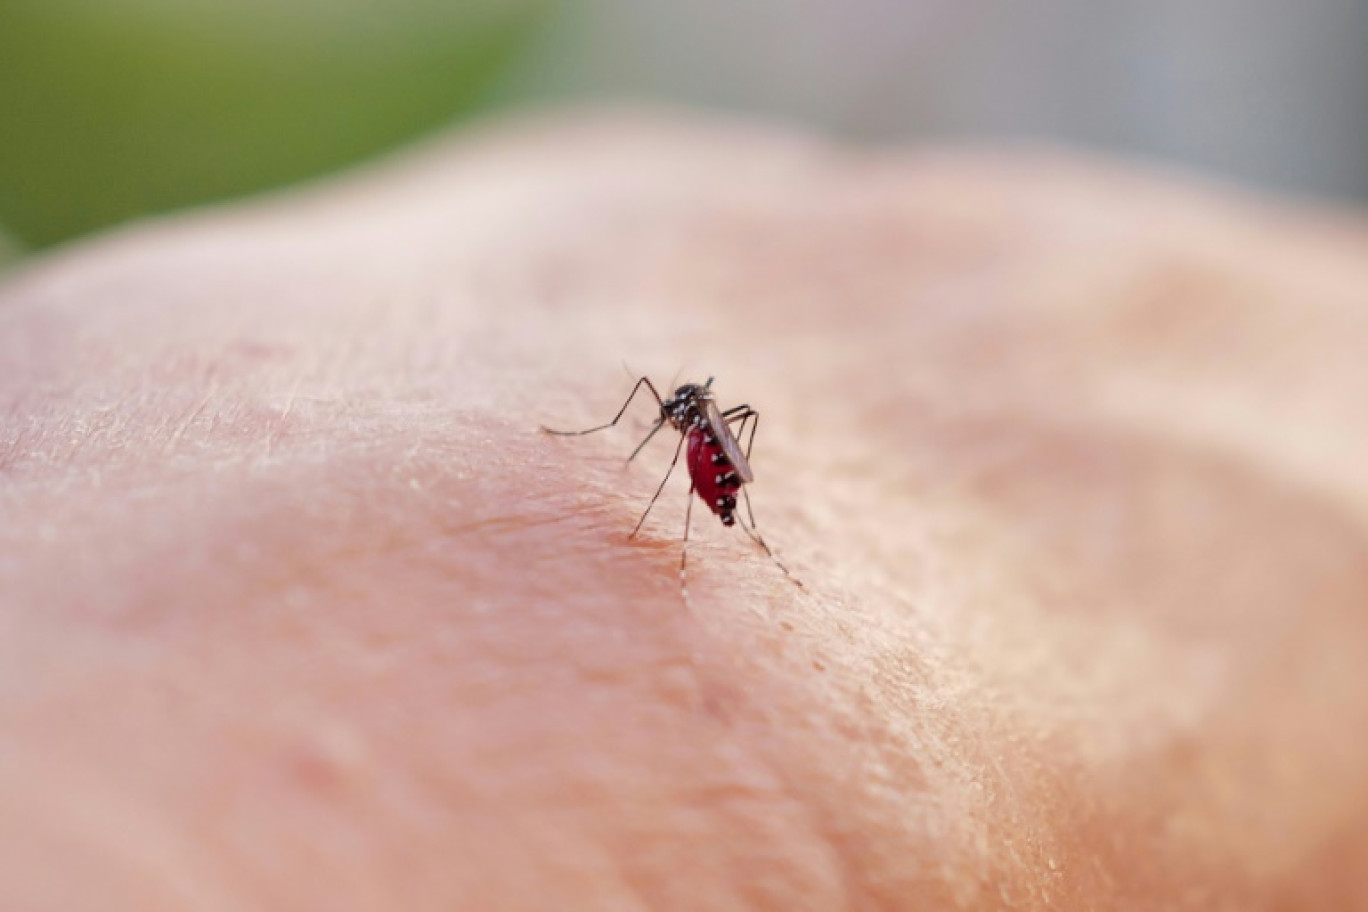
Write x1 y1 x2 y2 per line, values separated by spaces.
738 488 804 589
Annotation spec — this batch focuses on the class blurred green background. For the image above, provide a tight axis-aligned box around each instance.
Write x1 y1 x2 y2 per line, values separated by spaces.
2 0 1364 260
0 0 549 251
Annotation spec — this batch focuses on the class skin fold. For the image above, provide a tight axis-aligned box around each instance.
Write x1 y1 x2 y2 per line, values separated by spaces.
1 113 1367 910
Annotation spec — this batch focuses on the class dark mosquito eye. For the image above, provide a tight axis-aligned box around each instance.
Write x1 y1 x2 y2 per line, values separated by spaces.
674 384 697 398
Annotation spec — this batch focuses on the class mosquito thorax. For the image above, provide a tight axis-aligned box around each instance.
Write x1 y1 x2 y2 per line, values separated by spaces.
662 383 711 431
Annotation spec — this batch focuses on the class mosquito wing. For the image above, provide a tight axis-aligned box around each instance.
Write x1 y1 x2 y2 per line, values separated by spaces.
702 397 754 484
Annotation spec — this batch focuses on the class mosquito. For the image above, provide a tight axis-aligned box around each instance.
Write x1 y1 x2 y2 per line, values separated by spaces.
541 376 802 600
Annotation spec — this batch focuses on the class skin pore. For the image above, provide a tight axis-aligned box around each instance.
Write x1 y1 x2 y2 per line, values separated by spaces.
2 115 1367 910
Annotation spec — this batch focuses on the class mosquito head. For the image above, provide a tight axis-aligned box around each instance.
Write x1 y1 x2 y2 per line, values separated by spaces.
671 382 707 401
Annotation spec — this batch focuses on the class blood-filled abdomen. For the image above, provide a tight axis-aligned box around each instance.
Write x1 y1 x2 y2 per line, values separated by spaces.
686 427 742 525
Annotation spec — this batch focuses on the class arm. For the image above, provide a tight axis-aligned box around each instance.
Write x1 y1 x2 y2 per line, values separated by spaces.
2 115 1366 910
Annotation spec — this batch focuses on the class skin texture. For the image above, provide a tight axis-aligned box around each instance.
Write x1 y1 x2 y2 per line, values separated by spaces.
2 112 1368 910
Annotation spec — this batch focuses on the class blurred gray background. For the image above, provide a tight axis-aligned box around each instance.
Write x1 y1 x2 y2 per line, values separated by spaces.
506 0 1368 201
2 0 1365 254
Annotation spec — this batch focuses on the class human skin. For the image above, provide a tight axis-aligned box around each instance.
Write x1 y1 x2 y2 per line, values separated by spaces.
2 114 1367 911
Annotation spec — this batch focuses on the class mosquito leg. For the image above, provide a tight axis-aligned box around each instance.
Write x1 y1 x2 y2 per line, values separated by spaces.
628 419 666 462
723 406 758 462
630 430 686 538
737 493 804 589
541 376 664 436
680 486 695 605
740 478 760 531
721 408 798 586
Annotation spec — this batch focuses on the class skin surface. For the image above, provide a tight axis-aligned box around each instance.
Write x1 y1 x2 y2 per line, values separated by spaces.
2 113 1367 911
